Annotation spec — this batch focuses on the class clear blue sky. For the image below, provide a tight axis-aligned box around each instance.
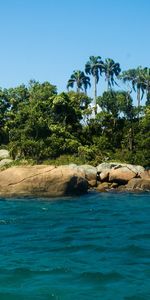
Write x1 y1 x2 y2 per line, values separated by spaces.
0 0 150 98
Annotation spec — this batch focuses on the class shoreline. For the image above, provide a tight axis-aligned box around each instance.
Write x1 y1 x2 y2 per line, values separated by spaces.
0 162 149 198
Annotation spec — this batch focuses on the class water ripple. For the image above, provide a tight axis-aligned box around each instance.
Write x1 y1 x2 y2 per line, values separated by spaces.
0 192 150 300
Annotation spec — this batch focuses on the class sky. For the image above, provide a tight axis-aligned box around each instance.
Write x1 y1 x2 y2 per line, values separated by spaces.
0 0 150 100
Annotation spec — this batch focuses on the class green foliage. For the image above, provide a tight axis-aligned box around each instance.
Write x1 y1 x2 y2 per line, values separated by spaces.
67 70 91 93
97 90 133 119
0 60 149 168
43 154 86 166
101 58 121 90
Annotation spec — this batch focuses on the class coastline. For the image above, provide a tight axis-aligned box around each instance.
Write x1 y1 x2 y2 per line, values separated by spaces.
0 162 149 198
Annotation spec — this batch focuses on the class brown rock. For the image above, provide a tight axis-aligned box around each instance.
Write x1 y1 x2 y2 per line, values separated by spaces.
0 165 88 197
78 165 97 181
99 170 109 182
139 170 150 179
110 182 118 189
97 182 111 192
109 167 136 184
88 180 97 188
126 178 150 191
68 164 97 181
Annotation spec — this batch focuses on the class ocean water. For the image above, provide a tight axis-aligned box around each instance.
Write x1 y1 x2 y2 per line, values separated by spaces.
0 192 150 300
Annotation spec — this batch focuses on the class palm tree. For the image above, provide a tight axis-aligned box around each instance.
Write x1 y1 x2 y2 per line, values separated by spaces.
82 74 91 94
85 56 103 114
67 70 90 93
120 67 145 108
102 58 121 90
140 67 150 101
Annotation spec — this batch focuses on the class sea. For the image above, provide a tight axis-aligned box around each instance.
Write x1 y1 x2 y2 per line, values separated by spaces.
0 192 150 300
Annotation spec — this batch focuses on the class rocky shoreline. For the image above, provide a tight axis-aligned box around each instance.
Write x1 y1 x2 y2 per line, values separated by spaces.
0 149 150 197
0 161 150 198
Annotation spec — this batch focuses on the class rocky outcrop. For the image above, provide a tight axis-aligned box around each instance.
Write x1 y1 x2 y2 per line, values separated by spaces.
0 161 149 197
0 149 10 160
126 178 150 191
139 170 150 179
0 159 13 168
99 170 109 182
96 162 149 192
0 149 12 168
0 165 88 197
109 167 136 184
68 164 97 181
97 162 144 175
97 162 115 172
97 182 111 192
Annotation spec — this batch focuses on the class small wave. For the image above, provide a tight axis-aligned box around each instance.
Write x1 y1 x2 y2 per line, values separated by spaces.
124 295 148 300
124 244 149 255
130 233 150 240
0 292 23 300
79 271 124 284
0 219 16 225
6 266 72 277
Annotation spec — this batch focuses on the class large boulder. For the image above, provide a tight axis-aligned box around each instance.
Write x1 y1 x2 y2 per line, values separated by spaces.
97 162 117 172
99 170 109 182
0 165 88 197
97 182 111 192
126 178 150 191
114 163 145 174
109 167 136 184
139 170 150 179
0 149 10 160
97 162 144 175
0 159 13 168
68 164 97 181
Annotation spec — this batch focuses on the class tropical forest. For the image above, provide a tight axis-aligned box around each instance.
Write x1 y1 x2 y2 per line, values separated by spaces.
0 56 150 167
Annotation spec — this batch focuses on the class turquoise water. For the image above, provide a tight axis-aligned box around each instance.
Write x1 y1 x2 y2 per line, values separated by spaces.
0 192 150 300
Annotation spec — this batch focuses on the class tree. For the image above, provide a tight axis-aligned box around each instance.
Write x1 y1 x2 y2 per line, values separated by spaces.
67 70 90 93
85 56 103 114
97 91 133 119
6 84 30 113
101 58 121 90
0 88 10 144
120 67 145 109
7 82 84 160
133 106 150 166
140 67 150 103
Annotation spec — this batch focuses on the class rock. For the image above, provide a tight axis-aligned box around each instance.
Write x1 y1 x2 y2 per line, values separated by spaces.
139 170 150 179
0 149 10 160
97 162 117 172
109 167 136 184
126 178 150 191
110 182 118 189
0 159 13 168
99 170 109 181
88 180 97 188
96 182 111 192
0 165 88 197
68 163 77 168
79 165 97 181
97 162 145 175
69 164 97 181
113 163 145 174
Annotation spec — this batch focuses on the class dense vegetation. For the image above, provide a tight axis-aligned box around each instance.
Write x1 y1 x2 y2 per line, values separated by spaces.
0 56 150 166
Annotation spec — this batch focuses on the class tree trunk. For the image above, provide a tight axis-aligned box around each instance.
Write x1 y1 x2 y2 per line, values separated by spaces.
137 87 140 119
128 126 133 151
106 73 109 91
137 87 140 108
94 75 97 115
